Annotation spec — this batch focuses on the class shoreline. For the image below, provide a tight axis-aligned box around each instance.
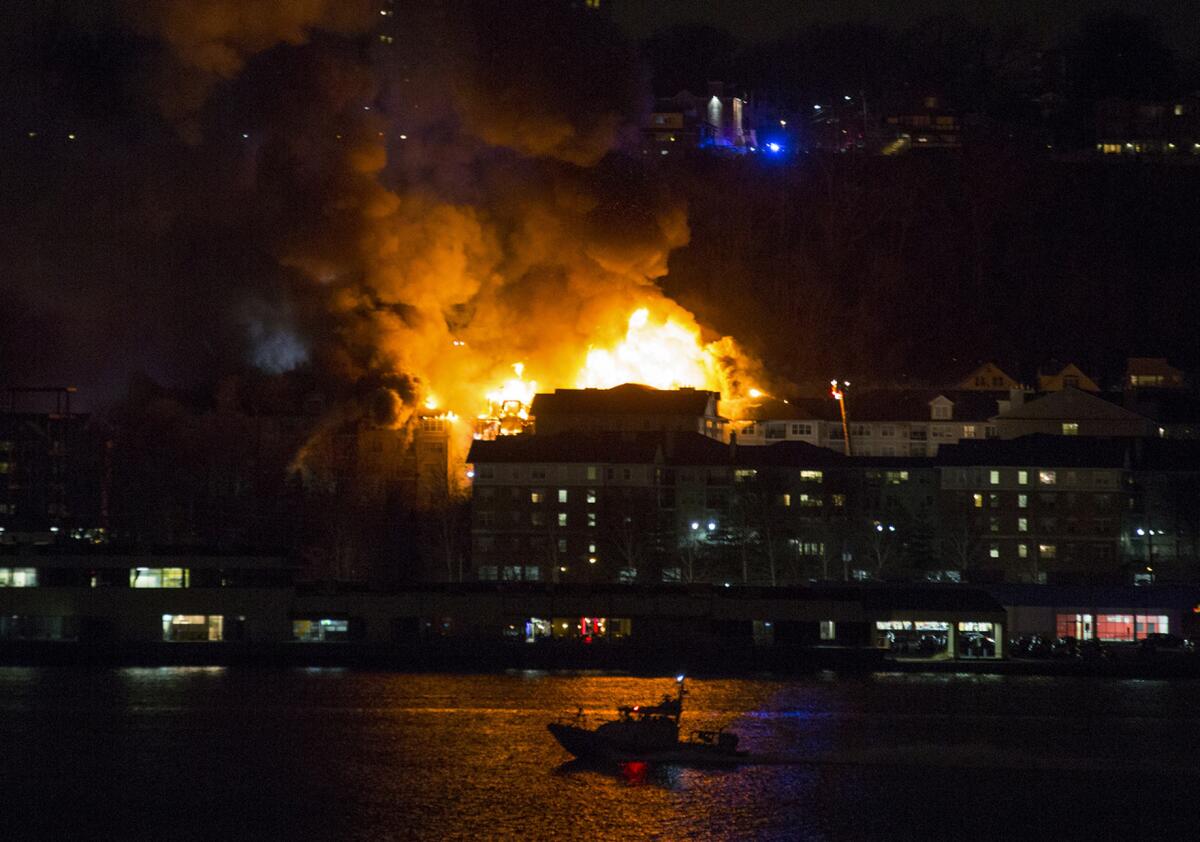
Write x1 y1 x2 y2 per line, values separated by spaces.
2 641 1197 679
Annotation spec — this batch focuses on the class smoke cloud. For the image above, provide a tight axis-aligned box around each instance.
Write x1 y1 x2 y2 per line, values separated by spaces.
2 0 759 439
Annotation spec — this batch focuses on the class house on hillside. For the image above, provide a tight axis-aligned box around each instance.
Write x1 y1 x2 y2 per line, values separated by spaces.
1037 363 1100 393
956 362 1022 392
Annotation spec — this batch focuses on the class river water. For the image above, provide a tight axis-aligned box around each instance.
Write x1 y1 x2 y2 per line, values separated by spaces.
1 667 1197 840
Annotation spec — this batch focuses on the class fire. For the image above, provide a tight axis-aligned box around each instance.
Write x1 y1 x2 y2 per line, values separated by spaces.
485 362 537 414
453 305 762 441
576 308 725 392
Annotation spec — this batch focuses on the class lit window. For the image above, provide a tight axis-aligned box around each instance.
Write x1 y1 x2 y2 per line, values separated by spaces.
587 466 598 480
1018 470 1029 485
1038 543 1056 558
989 493 1000 508
1018 517 1028 532
292 619 350 642
1097 614 1134 642
832 494 846 507
989 470 1000 485
586 489 597 504
588 543 597 554
1039 471 1056 486
972 493 983 508
989 544 1000 558
963 425 976 438
1134 614 1169 639
558 513 568 527
0 567 37 587
130 568 189 588
800 470 823 481
558 489 568 504
1018 494 1028 509
587 512 597 527
781 494 791 507
162 615 223 642
530 491 544 504
1062 422 1079 436
820 621 836 640
1018 543 1028 558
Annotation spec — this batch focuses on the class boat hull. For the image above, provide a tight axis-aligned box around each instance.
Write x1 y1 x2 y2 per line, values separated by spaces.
547 723 748 766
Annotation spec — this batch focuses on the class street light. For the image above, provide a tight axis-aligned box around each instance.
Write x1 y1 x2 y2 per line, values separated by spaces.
830 379 852 456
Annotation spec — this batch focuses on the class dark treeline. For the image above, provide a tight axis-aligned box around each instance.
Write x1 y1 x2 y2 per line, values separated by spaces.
660 150 1200 390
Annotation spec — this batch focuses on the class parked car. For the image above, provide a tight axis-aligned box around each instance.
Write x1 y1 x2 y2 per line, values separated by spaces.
1051 636 1081 658
1139 633 1194 655
1010 635 1053 658
1078 639 1112 661
959 632 995 658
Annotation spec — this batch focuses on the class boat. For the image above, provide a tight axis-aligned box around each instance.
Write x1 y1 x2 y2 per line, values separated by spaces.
547 675 748 766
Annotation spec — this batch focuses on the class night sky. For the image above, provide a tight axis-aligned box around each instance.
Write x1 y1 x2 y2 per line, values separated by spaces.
3 1 1198 408
614 0 1200 56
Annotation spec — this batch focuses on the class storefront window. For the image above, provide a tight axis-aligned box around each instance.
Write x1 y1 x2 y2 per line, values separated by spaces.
292 618 350 642
1056 613 1094 640
0 567 37 587
161 614 223 641
1135 615 1169 637
1096 614 1134 641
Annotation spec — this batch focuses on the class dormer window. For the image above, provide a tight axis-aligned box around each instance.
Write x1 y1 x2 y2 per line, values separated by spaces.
931 403 951 420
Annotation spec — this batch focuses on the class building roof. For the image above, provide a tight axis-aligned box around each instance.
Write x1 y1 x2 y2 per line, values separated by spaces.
936 435 1131 468
740 389 1006 424
737 440 849 468
1127 390 1200 424
811 584 1005 614
985 583 1200 610
938 434 1200 471
733 396 817 422
530 384 721 419
847 389 1005 422
466 431 733 467
1126 357 1184 377
994 387 1149 422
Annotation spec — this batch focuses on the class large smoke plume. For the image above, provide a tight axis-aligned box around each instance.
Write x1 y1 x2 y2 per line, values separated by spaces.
4 1 758 437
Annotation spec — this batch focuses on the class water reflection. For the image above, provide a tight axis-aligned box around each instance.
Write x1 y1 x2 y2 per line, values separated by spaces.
1 669 1198 840
553 757 688 789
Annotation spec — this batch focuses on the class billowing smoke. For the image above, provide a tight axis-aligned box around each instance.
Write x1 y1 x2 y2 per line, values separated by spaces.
122 0 376 140
4 0 759 452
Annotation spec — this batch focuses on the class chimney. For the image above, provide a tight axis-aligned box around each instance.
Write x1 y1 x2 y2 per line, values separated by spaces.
997 388 1025 415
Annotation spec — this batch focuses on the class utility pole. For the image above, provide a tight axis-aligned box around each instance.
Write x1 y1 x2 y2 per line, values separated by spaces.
831 380 852 456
